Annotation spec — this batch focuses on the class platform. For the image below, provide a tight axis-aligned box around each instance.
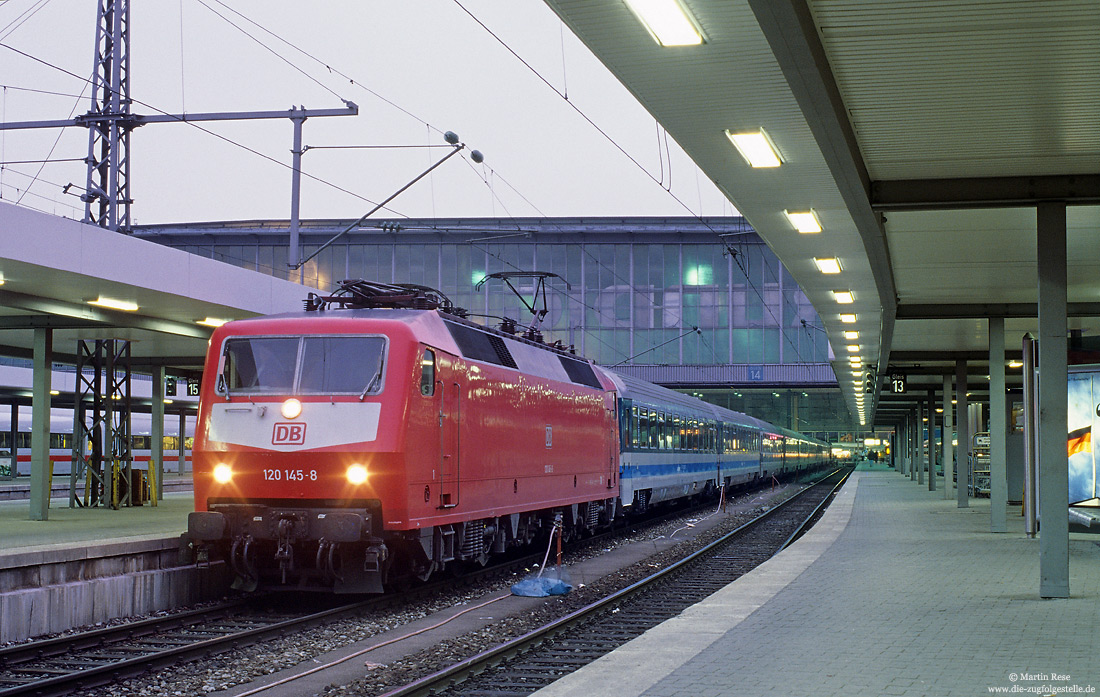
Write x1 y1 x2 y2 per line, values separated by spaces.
535 463 1100 697
0 478 229 643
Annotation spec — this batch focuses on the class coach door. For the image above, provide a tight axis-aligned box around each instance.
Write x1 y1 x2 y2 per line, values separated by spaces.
438 374 461 509
607 400 619 489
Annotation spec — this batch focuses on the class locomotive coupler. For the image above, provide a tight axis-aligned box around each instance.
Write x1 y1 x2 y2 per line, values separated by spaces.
316 539 343 583
364 542 388 574
229 534 258 592
274 518 296 584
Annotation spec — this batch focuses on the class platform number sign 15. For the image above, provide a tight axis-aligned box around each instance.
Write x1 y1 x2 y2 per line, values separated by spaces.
186 380 200 397
890 374 907 394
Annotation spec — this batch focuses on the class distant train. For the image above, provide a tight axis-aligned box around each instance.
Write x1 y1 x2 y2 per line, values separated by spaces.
186 281 831 593
0 419 193 478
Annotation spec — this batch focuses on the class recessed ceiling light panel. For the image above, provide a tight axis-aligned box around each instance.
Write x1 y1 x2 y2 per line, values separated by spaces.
624 0 704 46
725 129 782 168
785 209 821 233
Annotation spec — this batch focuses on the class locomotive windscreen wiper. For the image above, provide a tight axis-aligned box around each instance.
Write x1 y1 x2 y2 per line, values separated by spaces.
360 364 383 401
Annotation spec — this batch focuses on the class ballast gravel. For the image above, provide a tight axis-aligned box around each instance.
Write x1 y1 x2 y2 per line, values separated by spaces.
72 485 799 697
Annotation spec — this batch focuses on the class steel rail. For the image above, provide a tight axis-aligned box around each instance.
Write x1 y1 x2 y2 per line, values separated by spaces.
0 479 743 697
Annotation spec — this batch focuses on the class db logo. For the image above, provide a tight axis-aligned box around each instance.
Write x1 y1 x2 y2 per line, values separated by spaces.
273 422 307 445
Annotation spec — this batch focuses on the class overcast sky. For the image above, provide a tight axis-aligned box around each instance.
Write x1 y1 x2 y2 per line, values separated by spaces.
0 1 736 226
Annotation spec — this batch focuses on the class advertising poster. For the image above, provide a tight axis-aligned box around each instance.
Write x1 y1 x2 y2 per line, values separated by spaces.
1067 368 1098 506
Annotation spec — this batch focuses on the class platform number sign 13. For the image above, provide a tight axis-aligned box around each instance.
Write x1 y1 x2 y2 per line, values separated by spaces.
890 374 906 394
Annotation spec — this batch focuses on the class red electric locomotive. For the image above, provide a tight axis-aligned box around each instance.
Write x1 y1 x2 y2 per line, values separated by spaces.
187 282 619 593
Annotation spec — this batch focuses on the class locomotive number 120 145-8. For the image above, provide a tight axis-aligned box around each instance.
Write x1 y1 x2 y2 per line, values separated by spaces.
263 469 318 481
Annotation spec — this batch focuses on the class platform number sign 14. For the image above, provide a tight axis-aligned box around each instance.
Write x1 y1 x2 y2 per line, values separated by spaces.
891 374 907 394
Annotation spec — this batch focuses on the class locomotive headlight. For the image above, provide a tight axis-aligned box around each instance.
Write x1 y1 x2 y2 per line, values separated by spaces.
281 398 302 419
346 464 368 485
213 463 233 484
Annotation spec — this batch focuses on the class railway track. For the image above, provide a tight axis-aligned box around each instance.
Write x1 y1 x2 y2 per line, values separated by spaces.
0 477 776 697
378 465 852 697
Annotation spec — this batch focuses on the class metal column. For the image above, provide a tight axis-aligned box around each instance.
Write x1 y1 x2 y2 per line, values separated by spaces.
29 328 53 521
1037 201 1069 598
6 403 17 480
928 388 936 491
288 109 306 278
956 359 969 508
1022 333 1038 537
152 366 165 501
943 374 954 499
989 317 1007 532
917 399 925 485
178 410 187 475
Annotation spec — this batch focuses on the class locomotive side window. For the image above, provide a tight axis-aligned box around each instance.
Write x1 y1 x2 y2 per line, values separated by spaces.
420 349 436 396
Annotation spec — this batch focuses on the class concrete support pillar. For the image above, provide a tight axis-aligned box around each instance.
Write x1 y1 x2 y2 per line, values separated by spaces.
152 366 165 500
928 388 936 491
943 374 954 499
1037 201 1069 598
29 328 52 521
989 317 1008 532
917 399 925 485
956 359 969 508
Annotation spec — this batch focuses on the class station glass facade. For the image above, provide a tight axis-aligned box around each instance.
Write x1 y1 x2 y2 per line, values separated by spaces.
137 217 858 433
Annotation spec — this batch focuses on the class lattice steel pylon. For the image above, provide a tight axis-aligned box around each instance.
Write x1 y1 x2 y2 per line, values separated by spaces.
82 0 132 232
70 340 134 509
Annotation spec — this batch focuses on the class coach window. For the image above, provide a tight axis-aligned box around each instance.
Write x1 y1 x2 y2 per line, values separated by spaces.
420 349 436 396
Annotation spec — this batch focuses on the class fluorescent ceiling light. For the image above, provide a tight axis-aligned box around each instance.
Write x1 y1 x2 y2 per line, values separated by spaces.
840 314 857 323
785 210 821 233
843 331 859 340
846 344 860 353
813 257 842 274
1008 360 1023 368
725 129 781 168
624 0 704 46
833 290 854 304
89 296 138 312
197 317 229 327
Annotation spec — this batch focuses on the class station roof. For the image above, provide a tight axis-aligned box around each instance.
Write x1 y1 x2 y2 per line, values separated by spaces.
0 202 309 375
544 0 1100 425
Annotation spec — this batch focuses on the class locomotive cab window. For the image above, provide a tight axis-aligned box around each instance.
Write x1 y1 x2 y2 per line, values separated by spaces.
221 335 387 396
420 349 436 396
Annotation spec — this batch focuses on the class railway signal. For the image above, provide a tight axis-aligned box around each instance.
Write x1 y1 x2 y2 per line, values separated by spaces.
864 370 877 394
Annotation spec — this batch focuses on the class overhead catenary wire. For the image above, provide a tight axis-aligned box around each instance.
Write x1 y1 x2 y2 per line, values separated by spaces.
0 0 52 41
0 40 404 217
192 0 347 104
450 1 816 370
204 0 446 136
13 69 89 208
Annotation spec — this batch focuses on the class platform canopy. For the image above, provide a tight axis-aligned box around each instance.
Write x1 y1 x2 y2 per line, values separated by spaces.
543 0 1100 425
0 201 310 374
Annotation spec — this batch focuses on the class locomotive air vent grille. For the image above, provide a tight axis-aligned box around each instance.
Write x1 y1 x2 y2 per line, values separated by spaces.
443 320 518 369
559 356 603 389
486 335 518 368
